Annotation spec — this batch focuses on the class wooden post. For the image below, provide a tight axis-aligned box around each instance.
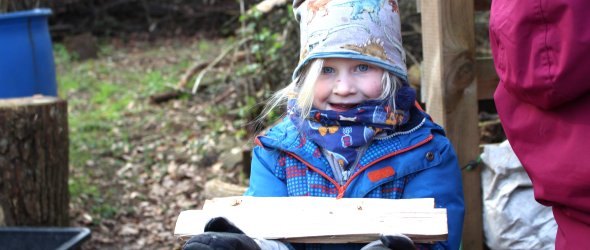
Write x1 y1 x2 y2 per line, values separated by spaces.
420 1 483 249
0 96 69 227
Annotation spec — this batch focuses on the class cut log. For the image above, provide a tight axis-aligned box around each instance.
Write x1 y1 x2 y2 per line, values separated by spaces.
0 96 69 226
174 196 447 244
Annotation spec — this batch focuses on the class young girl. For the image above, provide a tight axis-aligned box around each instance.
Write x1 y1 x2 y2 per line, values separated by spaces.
183 0 464 249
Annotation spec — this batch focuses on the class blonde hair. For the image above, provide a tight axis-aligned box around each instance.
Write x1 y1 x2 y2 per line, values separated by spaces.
259 58 401 123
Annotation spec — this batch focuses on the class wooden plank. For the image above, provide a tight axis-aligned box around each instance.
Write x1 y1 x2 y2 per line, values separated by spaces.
476 57 498 100
420 1 484 250
174 196 448 244
202 196 436 210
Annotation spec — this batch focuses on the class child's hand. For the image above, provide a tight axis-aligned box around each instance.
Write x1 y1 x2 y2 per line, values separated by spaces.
182 217 261 250
362 234 416 250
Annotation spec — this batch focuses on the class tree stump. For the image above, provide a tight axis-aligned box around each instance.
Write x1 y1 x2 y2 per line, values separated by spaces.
0 96 69 227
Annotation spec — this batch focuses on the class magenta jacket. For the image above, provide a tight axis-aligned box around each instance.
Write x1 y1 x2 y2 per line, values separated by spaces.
489 0 590 249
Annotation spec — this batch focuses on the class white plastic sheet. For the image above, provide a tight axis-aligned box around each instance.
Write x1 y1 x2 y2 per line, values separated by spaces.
480 140 557 250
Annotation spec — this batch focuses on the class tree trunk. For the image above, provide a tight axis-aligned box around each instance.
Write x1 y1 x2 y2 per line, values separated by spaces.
0 96 69 227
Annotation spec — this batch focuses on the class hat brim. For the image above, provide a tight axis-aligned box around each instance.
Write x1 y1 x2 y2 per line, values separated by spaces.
292 52 408 85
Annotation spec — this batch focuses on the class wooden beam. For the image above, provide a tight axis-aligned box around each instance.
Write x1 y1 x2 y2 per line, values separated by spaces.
175 196 448 244
420 1 484 250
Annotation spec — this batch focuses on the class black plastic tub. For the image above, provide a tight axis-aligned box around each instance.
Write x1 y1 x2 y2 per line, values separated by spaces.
0 227 91 250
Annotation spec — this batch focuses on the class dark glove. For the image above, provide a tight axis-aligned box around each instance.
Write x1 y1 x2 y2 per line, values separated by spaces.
182 217 261 250
362 234 416 250
380 234 416 250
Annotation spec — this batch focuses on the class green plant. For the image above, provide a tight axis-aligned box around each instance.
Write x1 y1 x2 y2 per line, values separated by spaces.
239 5 298 90
221 4 299 135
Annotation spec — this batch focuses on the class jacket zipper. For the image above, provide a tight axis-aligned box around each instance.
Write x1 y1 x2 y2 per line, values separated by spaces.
284 152 343 194
286 134 434 199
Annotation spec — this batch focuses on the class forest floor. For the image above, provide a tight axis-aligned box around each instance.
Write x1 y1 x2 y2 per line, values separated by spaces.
59 36 254 250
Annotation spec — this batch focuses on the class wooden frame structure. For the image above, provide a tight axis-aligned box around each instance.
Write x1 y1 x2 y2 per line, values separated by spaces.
419 0 495 249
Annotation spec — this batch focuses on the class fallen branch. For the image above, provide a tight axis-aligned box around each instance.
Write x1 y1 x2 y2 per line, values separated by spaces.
177 52 248 90
210 87 236 105
191 37 251 94
149 91 182 104
175 0 287 94
177 61 208 90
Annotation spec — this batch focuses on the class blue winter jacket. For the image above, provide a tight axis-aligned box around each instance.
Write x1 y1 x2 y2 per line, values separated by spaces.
245 106 464 250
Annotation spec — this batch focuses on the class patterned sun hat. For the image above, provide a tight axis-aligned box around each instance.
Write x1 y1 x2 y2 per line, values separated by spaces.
292 0 407 83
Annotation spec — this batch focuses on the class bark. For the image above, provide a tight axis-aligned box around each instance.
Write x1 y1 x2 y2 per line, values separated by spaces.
0 96 69 226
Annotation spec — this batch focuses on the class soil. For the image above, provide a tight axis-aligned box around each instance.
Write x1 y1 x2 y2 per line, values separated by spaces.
64 37 252 250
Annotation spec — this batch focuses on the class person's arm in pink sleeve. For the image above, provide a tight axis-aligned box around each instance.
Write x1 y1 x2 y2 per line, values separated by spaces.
489 0 590 110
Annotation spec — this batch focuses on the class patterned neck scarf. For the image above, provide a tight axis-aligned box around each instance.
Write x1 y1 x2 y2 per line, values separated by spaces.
288 86 415 171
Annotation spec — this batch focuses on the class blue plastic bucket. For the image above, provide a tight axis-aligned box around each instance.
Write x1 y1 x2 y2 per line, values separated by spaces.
0 9 57 98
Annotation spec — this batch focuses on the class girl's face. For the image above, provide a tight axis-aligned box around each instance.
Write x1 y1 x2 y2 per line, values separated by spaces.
313 58 384 112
